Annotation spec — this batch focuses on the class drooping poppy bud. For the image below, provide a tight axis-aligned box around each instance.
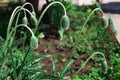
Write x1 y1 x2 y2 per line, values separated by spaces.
101 16 108 28
31 15 38 26
22 16 28 25
30 35 38 49
32 11 36 17
102 60 108 73
60 15 70 30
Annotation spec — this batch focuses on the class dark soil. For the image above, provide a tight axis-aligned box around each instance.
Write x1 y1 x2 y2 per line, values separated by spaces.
35 38 94 77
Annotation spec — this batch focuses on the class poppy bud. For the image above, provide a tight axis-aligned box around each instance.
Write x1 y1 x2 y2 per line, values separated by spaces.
32 11 36 17
102 60 108 73
101 16 108 28
22 17 28 25
30 35 38 49
60 15 70 30
31 15 38 26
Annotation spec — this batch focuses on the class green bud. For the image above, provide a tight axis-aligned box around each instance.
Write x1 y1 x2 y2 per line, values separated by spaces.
101 16 108 28
31 15 38 26
32 11 36 17
22 17 28 25
102 60 108 73
60 15 70 30
109 13 117 34
30 35 38 49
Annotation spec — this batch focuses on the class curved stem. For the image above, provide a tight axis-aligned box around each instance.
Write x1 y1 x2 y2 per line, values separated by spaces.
34 1 67 34
5 8 33 49
10 24 34 37
81 8 105 33
7 6 21 38
75 52 106 74
22 2 35 12
4 24 34 53
6 7 33 39
21 8 33 16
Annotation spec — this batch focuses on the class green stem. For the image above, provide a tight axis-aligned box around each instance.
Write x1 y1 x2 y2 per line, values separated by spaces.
22 2 35 12
34 1 67 34
81 8 105 33
6 6 33 39
8 24 34 79
4 8 33 52
13 2 34 39
0 56 8 78
10 24 34 37
18 47 31 80
6 2 35 40
75 52 106 74
7 2 34 38
6 6 21 39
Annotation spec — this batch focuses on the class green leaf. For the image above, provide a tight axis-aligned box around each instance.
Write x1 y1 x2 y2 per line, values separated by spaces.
60 59 74 78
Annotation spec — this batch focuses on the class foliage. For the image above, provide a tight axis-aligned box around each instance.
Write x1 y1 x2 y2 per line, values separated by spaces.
0 0 120 80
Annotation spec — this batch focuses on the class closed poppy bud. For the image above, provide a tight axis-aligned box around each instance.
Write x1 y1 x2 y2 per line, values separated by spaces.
60 15 70 30
22 17 28 25
31 15 38 26
30 35 38 49
32 11 36 17
102 60 108 73
101 16 108 28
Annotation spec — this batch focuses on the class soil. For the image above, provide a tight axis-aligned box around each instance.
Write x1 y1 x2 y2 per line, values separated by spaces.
35 28 94 78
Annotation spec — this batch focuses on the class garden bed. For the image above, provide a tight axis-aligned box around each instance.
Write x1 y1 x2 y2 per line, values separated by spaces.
0 1 120 80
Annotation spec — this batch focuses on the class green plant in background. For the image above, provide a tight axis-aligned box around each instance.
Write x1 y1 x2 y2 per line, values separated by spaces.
0 0 120 80
81 8 108 33
59 14 70 40
77 52 107 73
0 1 70 79
108 13 117 34
34 1 70 40
92 0 101 8
0 2 51 80
109 53 120 79
63 4 120 79
64 7 108 58
71 52 107 80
